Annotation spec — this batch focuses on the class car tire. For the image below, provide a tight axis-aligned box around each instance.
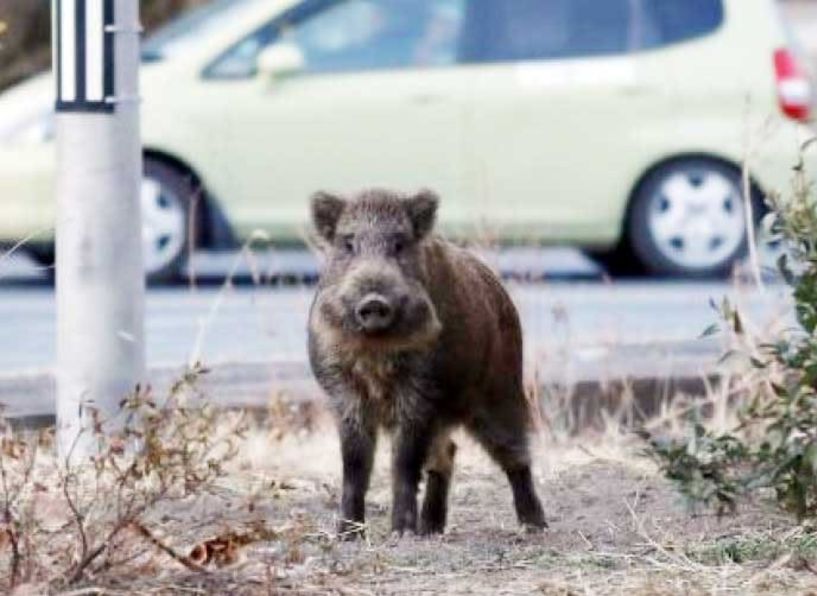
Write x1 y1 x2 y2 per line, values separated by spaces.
26 245 56 278
627 159 760 278
141 158 193 284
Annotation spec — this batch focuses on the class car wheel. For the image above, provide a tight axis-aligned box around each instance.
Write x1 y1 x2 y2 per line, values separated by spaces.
628 159 758 278
26 245 56 277
141 159 191 284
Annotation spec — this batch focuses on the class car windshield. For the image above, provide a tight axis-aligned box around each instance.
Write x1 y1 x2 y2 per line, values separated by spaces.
142 0 260 60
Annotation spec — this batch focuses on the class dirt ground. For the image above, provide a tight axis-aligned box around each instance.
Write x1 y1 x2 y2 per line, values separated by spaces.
57 415 816 596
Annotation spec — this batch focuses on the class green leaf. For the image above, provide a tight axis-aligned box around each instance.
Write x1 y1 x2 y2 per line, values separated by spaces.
749 357 768 370
732 310 744 335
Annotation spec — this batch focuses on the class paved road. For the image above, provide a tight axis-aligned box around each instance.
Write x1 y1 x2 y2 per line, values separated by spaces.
0 247 604 368
0 250 793 418
0 249 790 369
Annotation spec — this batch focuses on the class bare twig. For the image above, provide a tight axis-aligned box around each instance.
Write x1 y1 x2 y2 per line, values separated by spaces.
740 106 773 291
187 230 271 367
0 226 54 280
129 521 208 573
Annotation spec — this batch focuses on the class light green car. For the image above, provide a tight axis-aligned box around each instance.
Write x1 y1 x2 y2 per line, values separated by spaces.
0 0 815 280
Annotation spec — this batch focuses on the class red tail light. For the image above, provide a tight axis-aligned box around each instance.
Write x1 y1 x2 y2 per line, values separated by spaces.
774 48 813 122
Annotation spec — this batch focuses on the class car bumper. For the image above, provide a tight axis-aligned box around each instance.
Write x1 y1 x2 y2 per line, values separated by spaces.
0 143 56 244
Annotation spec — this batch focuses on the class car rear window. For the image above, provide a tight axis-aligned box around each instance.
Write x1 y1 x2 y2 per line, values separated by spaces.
463 0 632 62
637 0 724 49
462 0 724 64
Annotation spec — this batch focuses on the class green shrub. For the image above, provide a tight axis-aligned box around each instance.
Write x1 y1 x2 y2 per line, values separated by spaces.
643 147 817 520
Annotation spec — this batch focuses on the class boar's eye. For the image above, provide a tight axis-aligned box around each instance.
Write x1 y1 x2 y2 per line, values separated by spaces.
340 235 355 255
389 234 410 257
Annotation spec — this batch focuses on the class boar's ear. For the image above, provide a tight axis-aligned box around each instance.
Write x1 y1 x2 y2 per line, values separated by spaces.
405 189 439 240
311 191 345 243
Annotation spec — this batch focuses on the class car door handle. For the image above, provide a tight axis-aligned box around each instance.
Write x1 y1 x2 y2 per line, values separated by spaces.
619 83 650 96
410 93 445 105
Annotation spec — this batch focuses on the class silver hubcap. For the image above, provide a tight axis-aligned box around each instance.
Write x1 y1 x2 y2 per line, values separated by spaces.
141 177 186 276
648 169 746 270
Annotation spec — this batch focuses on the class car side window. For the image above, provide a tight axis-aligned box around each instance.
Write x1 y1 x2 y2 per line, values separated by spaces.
207 0 465 79
636 0 724 49
463 0 633 64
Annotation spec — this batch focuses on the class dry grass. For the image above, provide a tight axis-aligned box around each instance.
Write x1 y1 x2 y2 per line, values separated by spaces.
1 373 816 595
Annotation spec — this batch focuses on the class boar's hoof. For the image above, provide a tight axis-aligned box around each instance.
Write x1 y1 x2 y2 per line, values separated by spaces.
391 508 418 536
520 512 548 532
337 518 366 541
523 521 548 534
418 518 445 536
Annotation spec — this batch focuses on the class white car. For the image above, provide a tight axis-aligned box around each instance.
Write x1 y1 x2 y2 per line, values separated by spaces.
0 0 814 280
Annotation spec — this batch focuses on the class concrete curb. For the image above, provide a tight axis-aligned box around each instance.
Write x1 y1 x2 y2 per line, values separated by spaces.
1 357 722 430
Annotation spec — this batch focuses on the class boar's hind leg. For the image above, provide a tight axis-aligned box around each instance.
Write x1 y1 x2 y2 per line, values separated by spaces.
506 466 547 531
420 431 457 535
337 413 377 539
469 414 547 530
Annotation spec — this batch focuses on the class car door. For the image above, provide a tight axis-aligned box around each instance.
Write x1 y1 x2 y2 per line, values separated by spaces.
461 0 671 246
203 0 471 240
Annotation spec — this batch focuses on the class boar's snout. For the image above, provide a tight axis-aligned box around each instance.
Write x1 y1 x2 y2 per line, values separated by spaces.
355 293 395 333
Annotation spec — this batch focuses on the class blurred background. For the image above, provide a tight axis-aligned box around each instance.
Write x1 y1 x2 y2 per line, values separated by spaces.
0 0 207 92
1 0 817 416
2 0 817 283
2 1 816 92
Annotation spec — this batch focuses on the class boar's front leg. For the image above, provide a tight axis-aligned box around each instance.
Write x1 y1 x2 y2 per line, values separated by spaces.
337 411 377 539
391 423 434 535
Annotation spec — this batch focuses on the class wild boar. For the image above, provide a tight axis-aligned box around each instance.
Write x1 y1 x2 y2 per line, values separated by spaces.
307 188 546 537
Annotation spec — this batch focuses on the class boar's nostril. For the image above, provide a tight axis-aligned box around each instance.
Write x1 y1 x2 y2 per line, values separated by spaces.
355 294 395 332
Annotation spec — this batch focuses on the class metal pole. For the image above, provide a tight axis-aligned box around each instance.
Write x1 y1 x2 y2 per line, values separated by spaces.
55 0 145 459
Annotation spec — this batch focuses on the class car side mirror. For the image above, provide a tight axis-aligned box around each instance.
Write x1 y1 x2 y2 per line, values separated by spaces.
257 43 305 79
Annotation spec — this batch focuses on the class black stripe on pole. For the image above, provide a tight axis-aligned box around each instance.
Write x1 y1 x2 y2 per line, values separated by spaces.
55 0 62 111
75 0 86 103
56 0 115 113
104 0 114 102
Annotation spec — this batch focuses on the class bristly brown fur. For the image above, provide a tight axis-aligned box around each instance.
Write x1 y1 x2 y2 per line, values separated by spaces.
307 188 546 537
